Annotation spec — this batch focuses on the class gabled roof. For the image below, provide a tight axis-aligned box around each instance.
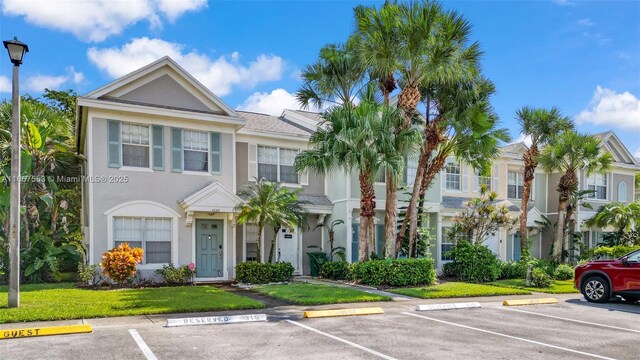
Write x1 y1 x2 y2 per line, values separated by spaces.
82 56 239 118
236 110 312 137
501 142 528 154
593 131 639 166
179 182 243 214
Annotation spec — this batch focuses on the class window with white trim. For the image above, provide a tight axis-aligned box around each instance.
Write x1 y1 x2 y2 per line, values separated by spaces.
245 224 259 261
406 154 419 185
441 227 460 261
508 170 524 199
183 130 208 172
587 173 607 200
618 182 628 202
113 217 172 264
475 169 491 191
121 123 150 168
257 146 299 183
445 160 461 190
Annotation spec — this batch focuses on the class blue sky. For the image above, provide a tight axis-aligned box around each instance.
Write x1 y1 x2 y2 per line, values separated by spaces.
1 0 639 156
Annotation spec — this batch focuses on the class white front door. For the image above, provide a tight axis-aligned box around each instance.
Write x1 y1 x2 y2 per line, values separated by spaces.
277 227 299 272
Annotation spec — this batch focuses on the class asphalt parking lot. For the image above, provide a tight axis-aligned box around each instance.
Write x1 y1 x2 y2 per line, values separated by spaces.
1 296 639 360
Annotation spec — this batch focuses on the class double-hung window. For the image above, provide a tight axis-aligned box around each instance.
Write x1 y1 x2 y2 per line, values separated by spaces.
121 123 150 168
587 173 607 200
406 154 419 185
445 160 461 191
508 170 524 199
183 130 208 172
475 169 492 191
113 217 172 264
257 146 299 184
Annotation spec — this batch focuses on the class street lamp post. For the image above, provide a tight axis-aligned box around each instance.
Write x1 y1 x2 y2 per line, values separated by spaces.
3 37 28 308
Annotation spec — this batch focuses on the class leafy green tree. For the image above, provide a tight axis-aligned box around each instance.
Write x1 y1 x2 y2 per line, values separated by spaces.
295 91 420 261
312 219 345 261
539 131 613 262
515 106 573 258
235 179 307 263
453 186 516 244
587 201 640 233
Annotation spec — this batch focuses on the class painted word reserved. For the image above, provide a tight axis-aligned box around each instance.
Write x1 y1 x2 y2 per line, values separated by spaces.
166 314 267 327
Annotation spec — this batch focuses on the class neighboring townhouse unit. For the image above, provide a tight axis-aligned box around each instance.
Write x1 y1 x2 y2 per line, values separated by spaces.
77 57 640 280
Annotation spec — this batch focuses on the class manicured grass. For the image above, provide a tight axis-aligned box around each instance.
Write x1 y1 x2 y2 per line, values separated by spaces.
489 279 579 294
0 283 264 323
253 283 390 305
389 282 531 299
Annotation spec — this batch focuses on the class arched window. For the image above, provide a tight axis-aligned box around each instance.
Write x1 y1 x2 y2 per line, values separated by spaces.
618 182 628 203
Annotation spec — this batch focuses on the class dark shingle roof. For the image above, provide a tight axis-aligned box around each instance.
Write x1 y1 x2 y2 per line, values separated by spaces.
298 194 332 207
236 111 312 136
442 196 522 212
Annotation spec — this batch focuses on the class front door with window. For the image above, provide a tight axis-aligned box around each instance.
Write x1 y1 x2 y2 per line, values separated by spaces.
278 227 299 273
196 219 223 278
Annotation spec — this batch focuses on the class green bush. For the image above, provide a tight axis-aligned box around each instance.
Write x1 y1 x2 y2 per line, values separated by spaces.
446 241 501 283
585 245 640 260
499 260 528 280
235 262 295 284
527 258 556 278
320 261 351 280
530 267 552 288
156 263 196 285
553 264 574 280
350 258 436 287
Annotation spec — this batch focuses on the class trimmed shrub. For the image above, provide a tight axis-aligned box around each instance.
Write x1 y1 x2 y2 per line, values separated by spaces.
553 264 574 280
446 241 501 283
235 262 295 284
585 245 640 260
156 263 196 285
320 261 351 280
100 243 143 286
499 260 528 280
527 258 556 278
530 267 552 288
350 258 436 287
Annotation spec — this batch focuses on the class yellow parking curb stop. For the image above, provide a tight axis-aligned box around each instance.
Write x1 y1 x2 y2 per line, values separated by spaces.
303 307 384 318
0 324 92 339
502 298 558 306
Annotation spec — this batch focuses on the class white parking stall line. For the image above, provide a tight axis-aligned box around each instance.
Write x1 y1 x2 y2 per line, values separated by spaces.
128 329 158 360
499 307 640 334
285 320 397 360
401 312 617 360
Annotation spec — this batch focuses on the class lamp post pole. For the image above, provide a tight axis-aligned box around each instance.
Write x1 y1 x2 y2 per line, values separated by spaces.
8 61 20 307
4 37 28 308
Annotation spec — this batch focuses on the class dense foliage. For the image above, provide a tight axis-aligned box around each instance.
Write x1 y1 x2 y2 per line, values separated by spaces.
584 245 640 260
100 243 143 286
350 258 436 287
444 241 501 283
235 262 295 284
155 263 196 285
553 264 574 281
319 261 351 280
530 267 552 288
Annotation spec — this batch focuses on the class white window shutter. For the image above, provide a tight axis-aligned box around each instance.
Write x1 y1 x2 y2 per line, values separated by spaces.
492 164 498 193
248 143 258 181
461 163 469 192
472 171 479 193
300 171 309 186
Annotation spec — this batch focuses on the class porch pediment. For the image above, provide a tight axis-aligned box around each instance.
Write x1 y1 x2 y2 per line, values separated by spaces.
179 182 243 225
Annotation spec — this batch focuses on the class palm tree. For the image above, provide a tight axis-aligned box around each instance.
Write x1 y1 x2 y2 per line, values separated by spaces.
587 201 640 233
295 92 420 261
515 106 573 259
296 36 368 111
235 179 307 263
539 131 613 262
313 219 345 261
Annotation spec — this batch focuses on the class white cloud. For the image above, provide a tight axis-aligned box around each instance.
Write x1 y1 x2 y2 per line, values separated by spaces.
577 18 594 26
23 67 86 93
576 86 640 130
0 76 10 93
513 134 533 147
635 148 640 158
238 88 303 116
1 0 207 42
87 37 284 96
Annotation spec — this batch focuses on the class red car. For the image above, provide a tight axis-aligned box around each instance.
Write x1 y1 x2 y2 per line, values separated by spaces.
574 249 640 303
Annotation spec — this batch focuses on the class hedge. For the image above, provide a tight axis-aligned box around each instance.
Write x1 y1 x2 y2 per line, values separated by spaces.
319 261 351 280
585 245 640 260
350 258 436 287
235 262 295 284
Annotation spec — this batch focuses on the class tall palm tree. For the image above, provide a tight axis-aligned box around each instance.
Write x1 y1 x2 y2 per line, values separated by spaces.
515 106 573 259
539 131 613 262
235 179 307 263
295 92 420 261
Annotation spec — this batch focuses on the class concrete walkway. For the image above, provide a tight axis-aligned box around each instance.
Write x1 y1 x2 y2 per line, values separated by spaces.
294 276 416 301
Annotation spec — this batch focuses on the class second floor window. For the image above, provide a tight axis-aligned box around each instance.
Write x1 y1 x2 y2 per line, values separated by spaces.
475 169 492 191
508 170 524 199
258 146 299 183
183 130 208 172
587 173 607 200
406 154 419 185
122 123 150 168
445 160 461 191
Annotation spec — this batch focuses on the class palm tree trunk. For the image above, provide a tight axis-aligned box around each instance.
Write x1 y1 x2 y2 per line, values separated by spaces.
268 225 281 263
554 200 567 263
359 172 376 262
554 171 578 263
519 146 538 260
397 85 421 127
256 225 263 263
397 142 428 257
383 172 396 258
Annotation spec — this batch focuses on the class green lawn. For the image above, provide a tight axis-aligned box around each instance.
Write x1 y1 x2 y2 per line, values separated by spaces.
253 283 390 305
0 283 264 323
389 282 531 299
489 279 579 294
